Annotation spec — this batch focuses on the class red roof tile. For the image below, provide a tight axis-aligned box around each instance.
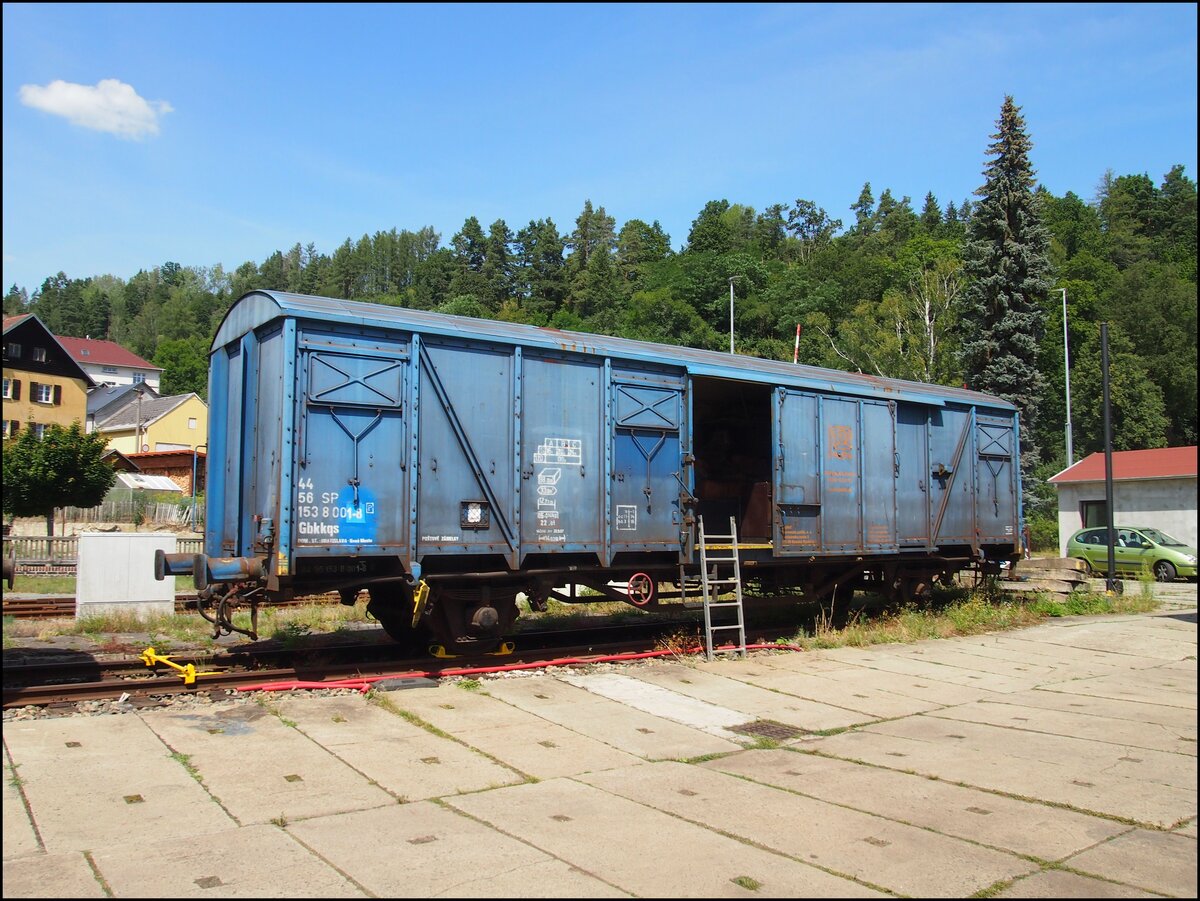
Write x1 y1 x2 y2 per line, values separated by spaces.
1049 447 1198 483
56 336 160 370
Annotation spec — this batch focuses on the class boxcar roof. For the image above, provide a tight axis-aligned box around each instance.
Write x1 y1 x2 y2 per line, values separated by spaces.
214 290 1016 411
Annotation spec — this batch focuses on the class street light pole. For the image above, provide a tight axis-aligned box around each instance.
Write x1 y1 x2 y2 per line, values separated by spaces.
1060 287 1074 466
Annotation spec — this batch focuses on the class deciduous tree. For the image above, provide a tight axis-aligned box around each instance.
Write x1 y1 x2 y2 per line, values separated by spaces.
2 423 116 536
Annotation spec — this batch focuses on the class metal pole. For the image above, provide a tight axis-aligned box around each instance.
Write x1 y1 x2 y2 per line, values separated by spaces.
1101 322 1119 594
728 277 735 354
191 443 207 529
1061 288 1074 465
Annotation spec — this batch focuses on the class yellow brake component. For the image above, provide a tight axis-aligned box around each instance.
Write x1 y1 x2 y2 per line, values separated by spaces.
410 580 431 628
140 647 222 686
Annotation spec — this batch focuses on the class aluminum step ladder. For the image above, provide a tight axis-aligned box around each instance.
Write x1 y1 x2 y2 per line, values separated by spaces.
695 515 747 661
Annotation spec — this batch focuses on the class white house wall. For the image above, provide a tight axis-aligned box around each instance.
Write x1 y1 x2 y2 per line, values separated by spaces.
1056 477 1198 555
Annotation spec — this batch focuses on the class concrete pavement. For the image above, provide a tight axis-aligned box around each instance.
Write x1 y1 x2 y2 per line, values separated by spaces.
3 589 1196 897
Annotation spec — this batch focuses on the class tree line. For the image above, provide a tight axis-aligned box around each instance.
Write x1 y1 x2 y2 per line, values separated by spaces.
4 98 1196 531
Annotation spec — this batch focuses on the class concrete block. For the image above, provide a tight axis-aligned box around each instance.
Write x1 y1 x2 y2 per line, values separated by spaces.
76 531 175 618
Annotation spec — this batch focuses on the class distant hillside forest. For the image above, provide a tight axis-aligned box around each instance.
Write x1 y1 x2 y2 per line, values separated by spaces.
4 157 1197 523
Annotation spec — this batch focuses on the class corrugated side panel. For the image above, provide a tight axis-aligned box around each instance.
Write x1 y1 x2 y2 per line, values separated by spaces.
975 416 1019 544
929 406 977 545
773 391 897 555
520 353 605 557
610 366 687 553
291 326 411 556
415 340 517 562
895 404 932 547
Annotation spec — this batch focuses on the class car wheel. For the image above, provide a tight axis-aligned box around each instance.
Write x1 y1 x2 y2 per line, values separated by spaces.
1153 561 1177 582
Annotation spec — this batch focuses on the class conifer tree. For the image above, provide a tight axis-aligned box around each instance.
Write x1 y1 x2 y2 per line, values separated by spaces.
960 96 1052 479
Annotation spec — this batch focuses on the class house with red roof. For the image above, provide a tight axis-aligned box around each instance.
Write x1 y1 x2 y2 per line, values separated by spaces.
1048 447 1198 553
56 335 162 392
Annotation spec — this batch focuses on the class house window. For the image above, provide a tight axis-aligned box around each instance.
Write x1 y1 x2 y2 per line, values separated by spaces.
33 383 59 404
133 372 146 384
5 342 20 359
188 417 198 429
102 366 118 374
30 422 46 440
1081 501 1108 528
2 377 15 399
2 420 19 439
33 346 48 362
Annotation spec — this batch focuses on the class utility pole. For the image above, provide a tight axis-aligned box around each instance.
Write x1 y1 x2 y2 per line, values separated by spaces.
1060 287 1074 465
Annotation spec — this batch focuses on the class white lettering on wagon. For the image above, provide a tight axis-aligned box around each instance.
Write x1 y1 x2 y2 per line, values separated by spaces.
295 477 378 545
533 438 581 466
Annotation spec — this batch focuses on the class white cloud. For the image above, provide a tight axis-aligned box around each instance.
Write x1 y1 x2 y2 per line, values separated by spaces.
18 78 173 139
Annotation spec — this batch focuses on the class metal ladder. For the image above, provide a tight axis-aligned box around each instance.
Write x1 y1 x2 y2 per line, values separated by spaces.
695 515 747 661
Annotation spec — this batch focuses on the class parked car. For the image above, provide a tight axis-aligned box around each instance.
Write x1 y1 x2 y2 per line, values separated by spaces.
1066 526 1198 582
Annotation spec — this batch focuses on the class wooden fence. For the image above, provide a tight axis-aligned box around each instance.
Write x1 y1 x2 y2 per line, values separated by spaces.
3 536 205 575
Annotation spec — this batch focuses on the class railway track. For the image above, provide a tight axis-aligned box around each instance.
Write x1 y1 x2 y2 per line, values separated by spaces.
2 592 344 619
3 617 774 709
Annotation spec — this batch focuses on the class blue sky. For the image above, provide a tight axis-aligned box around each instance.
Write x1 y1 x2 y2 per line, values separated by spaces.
3 3 1196 296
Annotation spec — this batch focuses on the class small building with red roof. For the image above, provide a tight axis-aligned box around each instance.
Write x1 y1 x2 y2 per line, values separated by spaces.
56 335 162 392
1048 447 1198 553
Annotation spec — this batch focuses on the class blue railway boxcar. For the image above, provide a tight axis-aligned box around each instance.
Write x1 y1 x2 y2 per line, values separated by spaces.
157 291 1024 653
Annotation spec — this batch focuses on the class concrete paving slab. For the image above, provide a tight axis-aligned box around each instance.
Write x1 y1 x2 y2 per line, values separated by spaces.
273 695 526 799
478 675 743 760
2 712 234 853
868 715 1195 787
888 645 1071 680
863 716 1197 791
1 851 106 898
3 752 41 858
808 728 1195 827
559 671 754 738
928 699 1198 756
756 647 868 673
445 777 886 897
287 799 630 897
577 760 1037 897
89 823 364 897
978 686 1198 733
704 748 1130 860
140 700 396 826
994 868 1163 897
946 636 1134 677
700 658 951 719
380 680 641 778
613 660 871 734
968 634 1167 672
761 656 1011 708
1011 623 1192 662
1038 670 1198 709
803 651 1042 693
1061 828 1198 898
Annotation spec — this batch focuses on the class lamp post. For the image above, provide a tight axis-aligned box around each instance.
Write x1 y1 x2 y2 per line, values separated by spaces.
728 276 741 354
1060 287 1074 466
134 386 143 452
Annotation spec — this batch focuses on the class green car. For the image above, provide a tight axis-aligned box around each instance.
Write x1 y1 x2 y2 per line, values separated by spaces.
1066 526 1198 582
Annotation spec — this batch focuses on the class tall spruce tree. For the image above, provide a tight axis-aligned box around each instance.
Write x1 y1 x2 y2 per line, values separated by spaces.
960 96 1051 481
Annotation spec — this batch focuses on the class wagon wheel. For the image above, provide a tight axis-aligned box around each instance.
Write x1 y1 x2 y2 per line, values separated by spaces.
367 582 427 652
627 572 655 607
